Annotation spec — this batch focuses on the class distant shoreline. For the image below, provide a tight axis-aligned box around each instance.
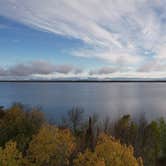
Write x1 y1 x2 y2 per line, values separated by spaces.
1 80 166 83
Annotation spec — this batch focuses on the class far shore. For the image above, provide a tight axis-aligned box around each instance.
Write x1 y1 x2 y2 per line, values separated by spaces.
1 79 166 83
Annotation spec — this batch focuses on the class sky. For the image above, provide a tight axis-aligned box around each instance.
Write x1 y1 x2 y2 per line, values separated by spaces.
0 0 166 80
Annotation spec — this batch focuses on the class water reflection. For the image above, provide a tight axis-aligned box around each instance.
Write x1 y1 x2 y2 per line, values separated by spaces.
0 82 166 121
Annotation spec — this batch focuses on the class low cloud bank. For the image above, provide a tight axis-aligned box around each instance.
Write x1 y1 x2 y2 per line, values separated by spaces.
0 61 83 77
90 66 118 75
1 61 166 80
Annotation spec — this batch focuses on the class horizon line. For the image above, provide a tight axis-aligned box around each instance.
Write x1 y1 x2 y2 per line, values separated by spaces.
1 79 166 83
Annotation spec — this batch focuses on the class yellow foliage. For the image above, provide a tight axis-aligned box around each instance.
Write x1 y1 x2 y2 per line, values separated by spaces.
74 134 143 166
74 150 105 166
0 141 23 166
96 134 143 166
27 124 75 166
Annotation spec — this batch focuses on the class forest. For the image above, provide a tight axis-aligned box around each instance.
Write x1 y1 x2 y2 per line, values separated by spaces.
0 104 166 166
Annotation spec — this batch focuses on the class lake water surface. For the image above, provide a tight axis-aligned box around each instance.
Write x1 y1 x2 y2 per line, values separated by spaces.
0 82 166 121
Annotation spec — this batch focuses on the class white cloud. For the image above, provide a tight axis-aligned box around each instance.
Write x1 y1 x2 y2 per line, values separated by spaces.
0 60 83 77
90 66 118 75
138 44 166 72
1 61 166 80
73 48 143 66
0 0 166 77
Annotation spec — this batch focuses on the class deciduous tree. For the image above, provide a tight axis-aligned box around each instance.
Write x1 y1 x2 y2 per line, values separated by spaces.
0 141 23 166
27 124 75 166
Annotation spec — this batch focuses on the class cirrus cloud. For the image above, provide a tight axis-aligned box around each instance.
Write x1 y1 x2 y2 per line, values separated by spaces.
0 0 166 77
0 0 166 65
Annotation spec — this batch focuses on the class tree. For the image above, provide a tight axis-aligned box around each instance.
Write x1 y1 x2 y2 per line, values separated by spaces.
74 133 143 166
74 150 105 166
68 107 84 134
96 134 143 166
0 141 23 166
158 118 166 156
114 115 137 145
102 116 111 134
0 104 45 152
84 117 95 151
0 106 5 119
141 121 160 166
134 119 160 166
27 124 75 166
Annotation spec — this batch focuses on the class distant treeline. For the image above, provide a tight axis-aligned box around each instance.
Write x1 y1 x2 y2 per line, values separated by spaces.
0 104 166 166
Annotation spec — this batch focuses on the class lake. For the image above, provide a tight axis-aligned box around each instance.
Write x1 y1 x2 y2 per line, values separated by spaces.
0 82 166 121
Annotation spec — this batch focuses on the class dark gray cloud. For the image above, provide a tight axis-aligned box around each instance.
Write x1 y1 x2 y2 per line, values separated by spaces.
54 65 73 74
90 66 117 75
0 61 83 77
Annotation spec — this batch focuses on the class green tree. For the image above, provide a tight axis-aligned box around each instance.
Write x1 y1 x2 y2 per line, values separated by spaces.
136 120 160 166
158 118 166 156
114 115 137 145
0 103 45 152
